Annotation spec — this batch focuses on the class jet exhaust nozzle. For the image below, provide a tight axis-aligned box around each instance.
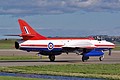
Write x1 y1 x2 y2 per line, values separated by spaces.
15 41 19 49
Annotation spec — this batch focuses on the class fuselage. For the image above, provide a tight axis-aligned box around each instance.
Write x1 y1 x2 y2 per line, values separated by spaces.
18 38 115 53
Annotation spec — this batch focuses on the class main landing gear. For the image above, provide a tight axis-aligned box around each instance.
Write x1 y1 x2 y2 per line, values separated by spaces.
82 56 89 62
81 48 90 62
49 55 55 62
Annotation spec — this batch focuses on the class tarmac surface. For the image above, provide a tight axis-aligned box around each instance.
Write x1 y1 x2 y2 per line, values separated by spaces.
0 49 120 66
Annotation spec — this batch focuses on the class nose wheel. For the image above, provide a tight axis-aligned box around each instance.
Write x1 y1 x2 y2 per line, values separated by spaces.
49 55 55 62
99 55 104 61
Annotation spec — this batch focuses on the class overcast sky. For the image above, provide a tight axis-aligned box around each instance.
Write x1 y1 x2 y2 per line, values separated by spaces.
1 0 120 39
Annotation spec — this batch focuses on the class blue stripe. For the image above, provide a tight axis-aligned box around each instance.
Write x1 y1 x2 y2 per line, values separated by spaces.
20 47 62 52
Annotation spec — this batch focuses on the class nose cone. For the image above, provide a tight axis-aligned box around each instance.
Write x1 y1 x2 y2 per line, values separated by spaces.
101 41 115 49
109 42 115 49
93 40 115 49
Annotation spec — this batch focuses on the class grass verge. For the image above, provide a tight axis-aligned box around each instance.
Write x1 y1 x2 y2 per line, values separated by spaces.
0 64 120 79
0 39 15 49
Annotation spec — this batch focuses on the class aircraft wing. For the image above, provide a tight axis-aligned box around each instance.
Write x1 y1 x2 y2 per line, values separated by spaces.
62 41 96 49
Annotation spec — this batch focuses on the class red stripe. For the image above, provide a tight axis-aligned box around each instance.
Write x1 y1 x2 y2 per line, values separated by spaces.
95 45 115 46
21 44 47 47
21 44 63 47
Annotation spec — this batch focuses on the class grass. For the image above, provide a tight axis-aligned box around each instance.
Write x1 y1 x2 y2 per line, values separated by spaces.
0 64 120 79
0 76 46 80
0 39 15 49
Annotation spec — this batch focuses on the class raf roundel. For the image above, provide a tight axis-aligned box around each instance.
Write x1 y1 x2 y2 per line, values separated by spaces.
48 42 54 50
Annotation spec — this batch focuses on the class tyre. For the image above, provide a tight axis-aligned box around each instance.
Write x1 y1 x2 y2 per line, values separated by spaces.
82 56 89 62
49 55 55 62
99 55 104 61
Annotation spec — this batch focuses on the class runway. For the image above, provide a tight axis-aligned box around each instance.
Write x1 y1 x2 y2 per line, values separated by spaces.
0 49 120 66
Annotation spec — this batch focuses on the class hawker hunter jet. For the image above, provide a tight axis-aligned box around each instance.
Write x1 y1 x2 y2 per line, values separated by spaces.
14 19 115 62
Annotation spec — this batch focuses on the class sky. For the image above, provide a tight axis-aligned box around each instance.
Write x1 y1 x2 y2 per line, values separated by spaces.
1 0 120 39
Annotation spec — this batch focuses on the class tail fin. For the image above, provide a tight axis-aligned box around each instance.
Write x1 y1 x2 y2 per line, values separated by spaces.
18 19 47 40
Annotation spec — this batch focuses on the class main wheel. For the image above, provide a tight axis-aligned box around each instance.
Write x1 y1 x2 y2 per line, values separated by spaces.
49 55 55 62
82 56 89 62
99 55 104 61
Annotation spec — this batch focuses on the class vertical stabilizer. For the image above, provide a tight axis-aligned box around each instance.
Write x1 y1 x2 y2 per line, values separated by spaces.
18 19 47 40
